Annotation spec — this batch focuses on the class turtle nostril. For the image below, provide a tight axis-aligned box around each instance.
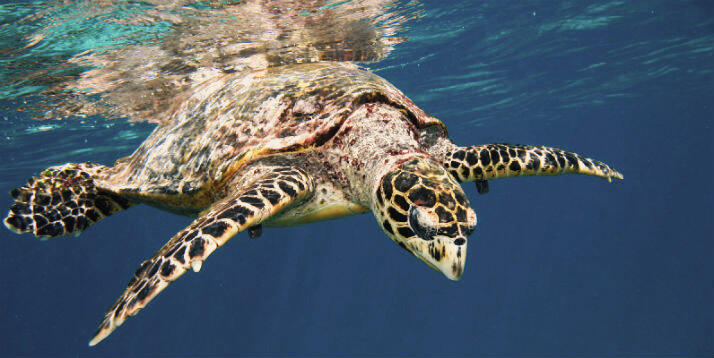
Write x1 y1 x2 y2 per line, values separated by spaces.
461 224 475 237
454 237 466 246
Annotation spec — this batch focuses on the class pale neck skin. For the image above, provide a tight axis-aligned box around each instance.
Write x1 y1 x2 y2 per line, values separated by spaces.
325 102 475 280
325 102 437 209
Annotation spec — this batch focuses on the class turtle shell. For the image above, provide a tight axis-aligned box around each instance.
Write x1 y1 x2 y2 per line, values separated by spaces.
104 62 446 205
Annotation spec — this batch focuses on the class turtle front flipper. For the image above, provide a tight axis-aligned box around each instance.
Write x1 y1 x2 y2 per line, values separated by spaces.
88 167 314 346
443 144 623 185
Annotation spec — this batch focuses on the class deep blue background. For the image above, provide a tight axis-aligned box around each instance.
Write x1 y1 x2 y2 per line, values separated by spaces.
1 1 712 356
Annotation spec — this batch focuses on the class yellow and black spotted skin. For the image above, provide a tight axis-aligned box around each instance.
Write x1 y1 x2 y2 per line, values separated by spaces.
4 163 133 238
88 167 313 345
3 62 622 346
444 143 623 184
374 157 476 280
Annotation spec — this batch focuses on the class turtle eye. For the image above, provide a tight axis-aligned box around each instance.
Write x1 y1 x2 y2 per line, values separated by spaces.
408 206 437 241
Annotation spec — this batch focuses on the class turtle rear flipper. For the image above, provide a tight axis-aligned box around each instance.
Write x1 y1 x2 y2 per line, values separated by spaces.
4 163 133 238
88 166 314 346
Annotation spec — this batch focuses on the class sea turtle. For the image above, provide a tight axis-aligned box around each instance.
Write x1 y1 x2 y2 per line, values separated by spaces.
3 61 622 345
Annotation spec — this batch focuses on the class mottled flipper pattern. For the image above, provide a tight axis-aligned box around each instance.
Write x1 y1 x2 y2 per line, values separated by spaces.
88 167 314 346
4 163 132 238
444 144 623 184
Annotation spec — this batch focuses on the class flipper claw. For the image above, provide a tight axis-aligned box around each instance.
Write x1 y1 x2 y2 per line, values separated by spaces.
248 224 262 239
475 180 489 194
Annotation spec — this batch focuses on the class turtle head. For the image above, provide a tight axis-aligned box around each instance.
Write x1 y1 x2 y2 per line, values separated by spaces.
373 157 477 280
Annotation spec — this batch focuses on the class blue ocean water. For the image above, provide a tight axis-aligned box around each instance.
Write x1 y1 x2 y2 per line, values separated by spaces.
0 1 712 356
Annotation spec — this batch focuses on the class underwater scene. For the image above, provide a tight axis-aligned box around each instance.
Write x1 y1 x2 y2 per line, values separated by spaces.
0 0 712 356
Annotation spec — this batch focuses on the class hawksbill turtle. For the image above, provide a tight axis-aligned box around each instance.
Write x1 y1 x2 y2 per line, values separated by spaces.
3 61 622 345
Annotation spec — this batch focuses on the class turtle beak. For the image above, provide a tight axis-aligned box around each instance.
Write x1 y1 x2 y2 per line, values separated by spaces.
405 204 470 280
406 235 467 280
